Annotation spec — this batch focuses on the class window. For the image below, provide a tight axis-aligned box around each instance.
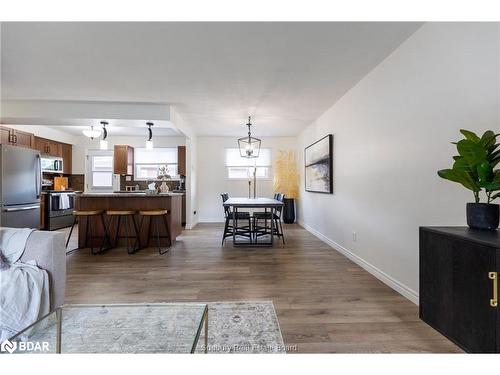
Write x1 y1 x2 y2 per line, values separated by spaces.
135 147 179 180
225 148 272 179
86 150 114 191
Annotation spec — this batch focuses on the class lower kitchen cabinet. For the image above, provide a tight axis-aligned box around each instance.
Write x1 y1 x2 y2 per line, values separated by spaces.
420 227 499 353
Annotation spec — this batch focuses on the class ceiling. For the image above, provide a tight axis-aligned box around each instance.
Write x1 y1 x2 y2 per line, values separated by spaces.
0 22 422 136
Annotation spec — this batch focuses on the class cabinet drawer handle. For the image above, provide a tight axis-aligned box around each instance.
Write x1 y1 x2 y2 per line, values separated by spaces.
489 272 497 308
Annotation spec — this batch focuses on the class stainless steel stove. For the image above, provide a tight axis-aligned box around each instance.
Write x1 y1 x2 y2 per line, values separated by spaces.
44 190 76 230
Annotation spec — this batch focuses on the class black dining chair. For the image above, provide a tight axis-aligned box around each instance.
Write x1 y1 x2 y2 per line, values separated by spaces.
252 193 285 244
221 193 252 245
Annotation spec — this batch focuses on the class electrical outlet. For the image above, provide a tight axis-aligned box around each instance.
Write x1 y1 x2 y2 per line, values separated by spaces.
125 175 132 181
352 231 357 242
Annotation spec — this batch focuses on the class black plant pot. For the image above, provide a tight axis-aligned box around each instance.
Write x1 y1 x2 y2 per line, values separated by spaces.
466 203 499 230
283 198 296 224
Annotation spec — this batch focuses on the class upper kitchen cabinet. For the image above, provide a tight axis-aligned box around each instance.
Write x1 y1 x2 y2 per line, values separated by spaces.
61 143 72 174
0 126 35 149
178 146 186 176
12 129 35 148
114 145 134 175
35 136 62 157
33 137 45 154
34 136 72 174
0 127 12 144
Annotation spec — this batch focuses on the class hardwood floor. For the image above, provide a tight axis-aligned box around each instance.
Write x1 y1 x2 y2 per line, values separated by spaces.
64 223 461 353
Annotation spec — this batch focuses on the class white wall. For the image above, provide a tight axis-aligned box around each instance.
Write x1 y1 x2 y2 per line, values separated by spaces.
197 136 297 222
297 23 500 303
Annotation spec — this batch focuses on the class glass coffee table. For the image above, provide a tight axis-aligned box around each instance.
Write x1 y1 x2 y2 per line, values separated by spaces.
8 303 208 354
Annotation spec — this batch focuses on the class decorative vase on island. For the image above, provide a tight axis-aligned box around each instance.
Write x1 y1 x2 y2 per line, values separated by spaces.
160 181 169 193
466 202 499 230
283 198 295 224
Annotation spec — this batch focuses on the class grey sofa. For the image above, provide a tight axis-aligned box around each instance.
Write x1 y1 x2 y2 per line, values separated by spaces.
19 230 66 310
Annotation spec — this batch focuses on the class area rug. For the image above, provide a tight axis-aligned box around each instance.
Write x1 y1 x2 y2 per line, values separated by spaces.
15 301 285 354
198 301 285 353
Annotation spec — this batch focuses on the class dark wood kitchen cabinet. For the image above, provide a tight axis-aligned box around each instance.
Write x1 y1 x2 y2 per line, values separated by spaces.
0 127 11 144
40 194 46 230
420 227 499 353
0 126 35 149
34 136 72 173
35 136 62 157
178 145 186 176
61 143 72 174
114 145 134 175
12 129 35 148
33 137 46 154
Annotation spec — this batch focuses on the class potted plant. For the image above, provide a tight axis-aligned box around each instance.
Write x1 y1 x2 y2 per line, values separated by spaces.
274 150 299 223
438 129 500 230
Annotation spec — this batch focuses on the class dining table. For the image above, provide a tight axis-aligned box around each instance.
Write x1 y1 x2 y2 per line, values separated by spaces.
222 197 284 247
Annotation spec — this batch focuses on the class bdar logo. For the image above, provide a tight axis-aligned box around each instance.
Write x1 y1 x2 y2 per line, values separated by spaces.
1 339 17 353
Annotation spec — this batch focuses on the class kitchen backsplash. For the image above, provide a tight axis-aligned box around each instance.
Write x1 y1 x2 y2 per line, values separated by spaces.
69 174 85 191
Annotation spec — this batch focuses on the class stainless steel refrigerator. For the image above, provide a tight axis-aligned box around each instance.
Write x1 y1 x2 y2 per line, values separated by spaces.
0 144 41 229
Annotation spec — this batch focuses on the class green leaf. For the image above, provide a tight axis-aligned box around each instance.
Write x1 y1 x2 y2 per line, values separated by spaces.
481 130 499 143
453 156 474 173
481 130 496 143
477 161 493 185
484 182 500 191
456 139 487 165
487 142 500 153
489 149 500 166
438 168 480 192
460 129 480 142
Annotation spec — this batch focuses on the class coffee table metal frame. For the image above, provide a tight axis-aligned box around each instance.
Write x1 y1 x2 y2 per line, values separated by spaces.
8 303 208 354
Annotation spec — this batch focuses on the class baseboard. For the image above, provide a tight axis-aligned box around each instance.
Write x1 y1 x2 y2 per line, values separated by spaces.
298 220 419 305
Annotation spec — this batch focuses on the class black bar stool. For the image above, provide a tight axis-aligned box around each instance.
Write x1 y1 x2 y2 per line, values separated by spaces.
138 209 171 255
106 210 140 254
66 210 110 255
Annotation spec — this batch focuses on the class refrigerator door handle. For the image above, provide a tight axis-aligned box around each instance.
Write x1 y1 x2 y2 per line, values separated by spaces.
3 205 40 212
36 154 42 198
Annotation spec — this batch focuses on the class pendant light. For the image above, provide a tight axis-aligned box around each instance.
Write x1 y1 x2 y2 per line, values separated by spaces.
238 116 261 158
99 121 108 150
146 122 154 150
82 125 101 140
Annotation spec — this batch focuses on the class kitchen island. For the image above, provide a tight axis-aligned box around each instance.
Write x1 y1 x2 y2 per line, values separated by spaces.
74 192 183 249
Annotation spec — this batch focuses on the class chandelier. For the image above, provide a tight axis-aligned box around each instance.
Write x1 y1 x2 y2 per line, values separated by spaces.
82 125 101 139
238 116 261 158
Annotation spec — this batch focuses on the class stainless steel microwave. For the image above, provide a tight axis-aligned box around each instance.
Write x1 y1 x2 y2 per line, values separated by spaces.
41 156 63 173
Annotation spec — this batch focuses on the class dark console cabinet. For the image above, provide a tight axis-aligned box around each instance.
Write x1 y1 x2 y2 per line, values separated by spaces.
420 227 499 353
